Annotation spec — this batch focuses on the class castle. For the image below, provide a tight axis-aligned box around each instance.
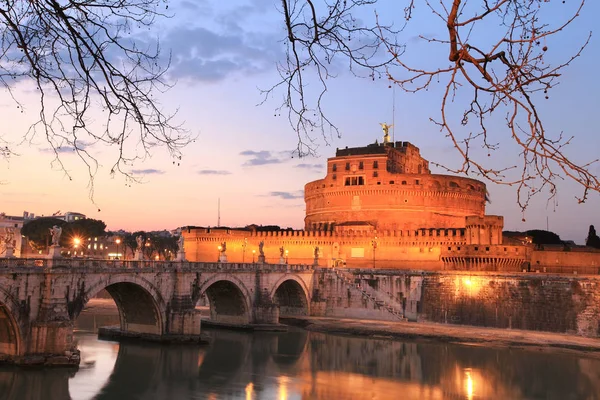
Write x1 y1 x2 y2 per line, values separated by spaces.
183 135 600 273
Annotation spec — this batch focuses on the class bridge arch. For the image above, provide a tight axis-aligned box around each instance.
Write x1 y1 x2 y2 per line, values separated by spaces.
0 288 22 357
197 275 252 325
73 275 167 337
270 274 310 317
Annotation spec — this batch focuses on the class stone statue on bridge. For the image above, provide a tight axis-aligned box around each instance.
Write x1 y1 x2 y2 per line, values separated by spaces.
258 241 265 264
218 241 227 263
176 235 186 262
2 227 14 247
314 246 320 266
1 228 15 258
49 225 62 246
136 235 144 251
134 235 144 261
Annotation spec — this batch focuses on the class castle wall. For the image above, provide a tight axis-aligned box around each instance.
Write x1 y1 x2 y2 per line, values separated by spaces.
531 249 600 274
182 228 470 269
337 270 600 336
304 174 486 231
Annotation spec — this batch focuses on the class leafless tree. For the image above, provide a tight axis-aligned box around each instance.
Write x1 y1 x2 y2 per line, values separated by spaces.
0 0 190 199
272 0 597 211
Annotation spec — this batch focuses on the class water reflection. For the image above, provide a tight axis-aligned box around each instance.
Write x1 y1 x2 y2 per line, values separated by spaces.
1 327 599 399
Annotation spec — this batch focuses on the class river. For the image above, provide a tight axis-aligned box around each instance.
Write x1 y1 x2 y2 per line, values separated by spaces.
1 312 600 399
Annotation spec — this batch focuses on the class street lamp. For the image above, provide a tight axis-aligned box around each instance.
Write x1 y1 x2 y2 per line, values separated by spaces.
285 249 289 264
371 236 378 268
252 249 256 263
115 238 121 260
217 245 222 262
73 237 81 258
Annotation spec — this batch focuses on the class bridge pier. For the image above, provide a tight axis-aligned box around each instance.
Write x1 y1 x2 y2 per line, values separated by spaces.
165 270 202 341
20 271 80 366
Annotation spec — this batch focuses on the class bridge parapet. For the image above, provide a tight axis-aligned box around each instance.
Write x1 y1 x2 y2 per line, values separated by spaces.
0 258 314 273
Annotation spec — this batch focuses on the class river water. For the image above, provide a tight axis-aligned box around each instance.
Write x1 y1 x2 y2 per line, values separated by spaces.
1 314 600 400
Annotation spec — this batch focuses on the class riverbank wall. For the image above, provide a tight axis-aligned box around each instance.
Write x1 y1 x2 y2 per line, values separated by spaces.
311 269 600 337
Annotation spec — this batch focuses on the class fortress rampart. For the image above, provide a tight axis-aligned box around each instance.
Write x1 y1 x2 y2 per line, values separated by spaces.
304 142 486 231
182 137 600 275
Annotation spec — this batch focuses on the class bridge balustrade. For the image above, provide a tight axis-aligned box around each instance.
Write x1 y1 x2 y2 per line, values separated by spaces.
0 258 315 273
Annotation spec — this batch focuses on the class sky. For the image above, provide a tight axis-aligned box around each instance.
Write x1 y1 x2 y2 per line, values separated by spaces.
1 0 599 244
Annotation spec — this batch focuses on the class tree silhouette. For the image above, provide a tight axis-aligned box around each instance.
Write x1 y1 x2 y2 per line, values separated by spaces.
585 225 600 249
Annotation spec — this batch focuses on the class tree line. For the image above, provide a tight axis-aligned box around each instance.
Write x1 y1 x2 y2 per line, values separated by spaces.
21 217 179 260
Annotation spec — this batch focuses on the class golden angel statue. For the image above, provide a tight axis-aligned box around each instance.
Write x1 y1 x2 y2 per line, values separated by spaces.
379 123 393 143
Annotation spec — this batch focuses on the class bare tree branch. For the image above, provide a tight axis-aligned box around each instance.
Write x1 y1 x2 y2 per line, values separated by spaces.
271 0 597 211
0 0 191 201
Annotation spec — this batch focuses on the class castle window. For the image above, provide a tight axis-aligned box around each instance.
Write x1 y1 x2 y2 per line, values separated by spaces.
359 161 364 170
373 171 378 178
345 162 350 171
345 177 351 186
401 181 407 185
389 180 395 184
474 247 479 251
449 181 459 188
358 176 364 185
486 247 490 251
373 161 379 169
332 174 337 180
448 247 452 251
332 164 337 172
377 182 381 185
415 179 420 185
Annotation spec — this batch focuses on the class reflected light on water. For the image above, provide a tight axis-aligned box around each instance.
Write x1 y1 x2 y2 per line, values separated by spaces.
246 382 254 400
69 334 119 400
465 369 474 400
278 375 289 400
245 382 254 400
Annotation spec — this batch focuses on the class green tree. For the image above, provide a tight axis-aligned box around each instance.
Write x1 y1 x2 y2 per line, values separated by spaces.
21 217 65 250
62 219 107 243
585 225 600 249
525 230 563 246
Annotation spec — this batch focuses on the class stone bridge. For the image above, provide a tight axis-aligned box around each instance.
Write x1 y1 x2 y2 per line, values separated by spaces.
0 258 315 366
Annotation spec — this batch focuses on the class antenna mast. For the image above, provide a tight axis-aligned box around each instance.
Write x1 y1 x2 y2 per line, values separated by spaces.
392 85 396 145
218 198 221 227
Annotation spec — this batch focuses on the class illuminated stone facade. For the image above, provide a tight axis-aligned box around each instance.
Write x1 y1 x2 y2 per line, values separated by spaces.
183 139 600 271
304 141 486 232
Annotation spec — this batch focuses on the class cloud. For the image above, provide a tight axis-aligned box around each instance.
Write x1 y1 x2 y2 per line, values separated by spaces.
197 169 231 175
162 24 284 82
130 169 165 175
294 163 323 172
240 150 288 166
268 191 304 200
39 142 91 154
